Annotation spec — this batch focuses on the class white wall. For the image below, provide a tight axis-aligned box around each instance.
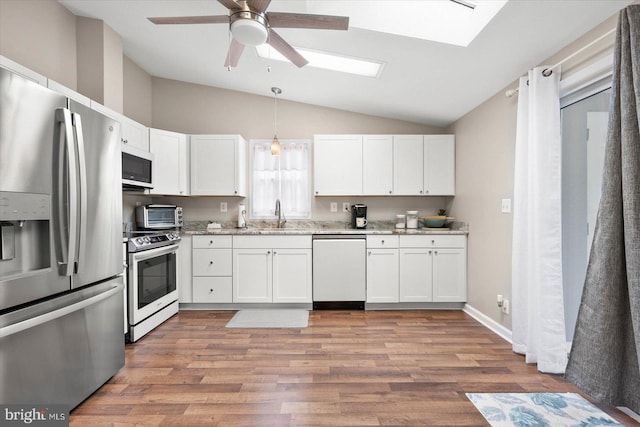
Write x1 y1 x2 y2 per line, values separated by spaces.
0 0 77 89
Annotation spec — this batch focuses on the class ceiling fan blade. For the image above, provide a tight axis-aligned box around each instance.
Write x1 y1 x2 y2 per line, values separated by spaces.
267 29 308 68
218 0 241 11
224 38 246 67
148 15 228 25
248 0 271 13
267 12 349 30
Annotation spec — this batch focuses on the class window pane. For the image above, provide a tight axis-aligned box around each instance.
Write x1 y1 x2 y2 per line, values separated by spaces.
250 139 311 219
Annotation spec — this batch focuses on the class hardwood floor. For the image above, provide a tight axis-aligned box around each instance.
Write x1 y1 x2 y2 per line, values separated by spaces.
71 310 637 426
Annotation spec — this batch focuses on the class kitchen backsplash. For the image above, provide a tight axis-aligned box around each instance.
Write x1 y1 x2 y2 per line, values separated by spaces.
124 193 449 229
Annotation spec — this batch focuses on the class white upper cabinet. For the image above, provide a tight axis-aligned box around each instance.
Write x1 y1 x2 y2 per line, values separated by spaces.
0 55 47 86
314 135 363 196
120 116 150 151
190 135 247 196
88 101 152 153
393 135 425 195
47 80 91 107
363 135 394 195
314 134 454 197
424 135 455 195
149 128 189 196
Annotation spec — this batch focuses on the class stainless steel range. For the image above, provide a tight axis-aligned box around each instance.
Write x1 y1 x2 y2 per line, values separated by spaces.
125 230 180 342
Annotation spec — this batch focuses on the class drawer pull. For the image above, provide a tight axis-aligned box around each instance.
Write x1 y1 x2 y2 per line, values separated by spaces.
381 240 385 244
209 261 214 265
431 239 435 244
209 288 214 293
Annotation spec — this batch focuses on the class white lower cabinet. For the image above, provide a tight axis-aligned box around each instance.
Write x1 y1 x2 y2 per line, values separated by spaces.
366 236 399 303
192 236 233 303
233 236 312 303
399 235 467 302
178 235 192 303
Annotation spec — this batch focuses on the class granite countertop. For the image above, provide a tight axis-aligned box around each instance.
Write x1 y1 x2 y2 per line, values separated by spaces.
181 220 468 236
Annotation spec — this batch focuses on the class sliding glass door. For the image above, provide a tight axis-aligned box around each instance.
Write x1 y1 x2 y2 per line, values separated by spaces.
560 87 611 341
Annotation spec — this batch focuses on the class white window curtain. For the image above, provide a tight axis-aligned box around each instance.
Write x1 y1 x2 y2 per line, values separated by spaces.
511 66 568 374
251 139 310 219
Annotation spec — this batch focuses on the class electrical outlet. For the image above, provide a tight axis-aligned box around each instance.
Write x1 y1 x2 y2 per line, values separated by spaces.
343 202 350 212
502 299 510 315
501 198 512 213
220 202 227 212
330 202 338 212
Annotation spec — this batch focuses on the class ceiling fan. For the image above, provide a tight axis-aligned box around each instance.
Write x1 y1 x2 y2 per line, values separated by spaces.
148 0 349 68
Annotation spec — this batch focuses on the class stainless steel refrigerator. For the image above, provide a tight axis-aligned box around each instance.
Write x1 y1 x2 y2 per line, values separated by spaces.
0 67 125 408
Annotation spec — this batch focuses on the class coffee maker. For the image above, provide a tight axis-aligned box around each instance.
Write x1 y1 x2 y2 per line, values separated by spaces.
351 204 368 229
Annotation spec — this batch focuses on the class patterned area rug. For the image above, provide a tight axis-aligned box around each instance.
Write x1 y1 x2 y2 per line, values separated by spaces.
466 393 622 426
225 309 309 328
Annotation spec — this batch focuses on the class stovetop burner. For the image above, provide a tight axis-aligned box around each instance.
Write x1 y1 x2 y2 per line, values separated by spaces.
125 230 181 252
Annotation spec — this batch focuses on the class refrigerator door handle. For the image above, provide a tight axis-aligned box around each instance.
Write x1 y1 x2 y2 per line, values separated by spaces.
53 108 78 277
0 282 123 339
72 112 87 275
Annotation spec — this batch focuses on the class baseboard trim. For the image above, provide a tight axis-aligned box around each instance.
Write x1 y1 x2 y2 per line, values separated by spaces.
617 407 640 423
463 304 512 344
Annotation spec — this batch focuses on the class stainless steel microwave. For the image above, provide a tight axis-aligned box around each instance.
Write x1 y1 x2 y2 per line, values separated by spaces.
136 204 183 229
122 145 153 190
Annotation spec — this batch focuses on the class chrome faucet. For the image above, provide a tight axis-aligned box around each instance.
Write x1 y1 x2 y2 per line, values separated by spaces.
275 198 286 228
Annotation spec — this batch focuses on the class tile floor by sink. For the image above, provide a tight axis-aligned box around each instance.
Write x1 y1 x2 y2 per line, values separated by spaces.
70 310 636 426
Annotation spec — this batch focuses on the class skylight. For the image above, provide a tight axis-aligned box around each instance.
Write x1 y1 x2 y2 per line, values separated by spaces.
255 45 385 78
303 0 509 47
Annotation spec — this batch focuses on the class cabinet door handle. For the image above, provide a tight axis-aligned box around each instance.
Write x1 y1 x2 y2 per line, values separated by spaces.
425 190 429 194
209 288 214 293
209 261 214 265
273 251 277 255
209 240 213 245
429 250 432 255
315 191 319 195
234 190 238 194
389 190 392 194
419 190 423 194
267 251 271 255
381 240 385 245
431 240 435 244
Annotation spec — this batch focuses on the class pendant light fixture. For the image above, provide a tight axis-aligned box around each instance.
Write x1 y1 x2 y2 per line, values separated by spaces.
271 87 282 155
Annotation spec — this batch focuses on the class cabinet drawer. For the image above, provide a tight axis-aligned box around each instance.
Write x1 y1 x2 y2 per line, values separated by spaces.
233 235 311 249
193 249 232 276
193 235 232 249
193 277 232 303
367 235 398 248
399 234 466 248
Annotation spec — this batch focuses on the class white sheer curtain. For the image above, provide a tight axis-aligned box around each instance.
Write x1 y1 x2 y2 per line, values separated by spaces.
251 139 310 219
512 66 568 374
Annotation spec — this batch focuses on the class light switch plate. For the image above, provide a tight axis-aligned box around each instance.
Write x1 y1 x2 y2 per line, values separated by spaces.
343 202 350 212
330 202 338 212
220 202 227 212
501 198 511 213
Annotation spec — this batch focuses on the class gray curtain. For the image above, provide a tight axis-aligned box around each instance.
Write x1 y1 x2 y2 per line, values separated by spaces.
565 4 640 413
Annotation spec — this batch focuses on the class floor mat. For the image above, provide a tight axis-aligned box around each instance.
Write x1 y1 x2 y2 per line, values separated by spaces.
466 392 622 426
225 309 309 328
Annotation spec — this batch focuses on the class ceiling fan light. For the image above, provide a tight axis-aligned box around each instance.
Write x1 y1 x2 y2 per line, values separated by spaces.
231 18 268 46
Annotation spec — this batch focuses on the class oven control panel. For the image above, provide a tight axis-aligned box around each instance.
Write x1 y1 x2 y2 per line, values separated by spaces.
127 231 181 252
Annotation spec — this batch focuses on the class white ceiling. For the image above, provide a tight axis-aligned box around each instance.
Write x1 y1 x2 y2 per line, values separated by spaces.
59 0 629 127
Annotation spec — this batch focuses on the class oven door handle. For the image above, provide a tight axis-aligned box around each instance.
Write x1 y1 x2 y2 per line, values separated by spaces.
130 244 179 262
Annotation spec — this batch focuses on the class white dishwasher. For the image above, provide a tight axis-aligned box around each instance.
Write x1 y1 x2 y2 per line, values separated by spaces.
312 234 366 310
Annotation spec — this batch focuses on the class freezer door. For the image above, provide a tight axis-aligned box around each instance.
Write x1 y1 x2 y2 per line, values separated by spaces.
69 101 123 287
0 278 125 408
